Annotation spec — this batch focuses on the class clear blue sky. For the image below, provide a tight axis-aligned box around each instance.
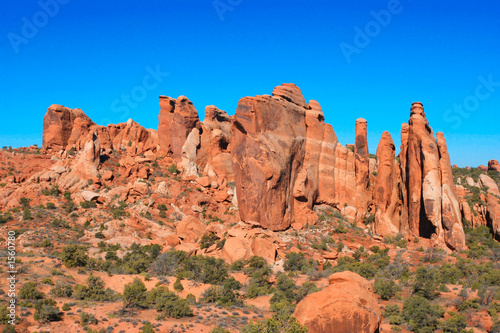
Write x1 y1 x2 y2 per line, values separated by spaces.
1 0 499 167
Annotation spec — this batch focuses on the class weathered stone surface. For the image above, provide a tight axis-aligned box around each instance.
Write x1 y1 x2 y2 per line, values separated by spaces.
158 95 200 158
489 160 500 172
220 237 253 263
486 194 500 241
354 118 371 219
175 215 206 243
232 84 307 231
437 132 466 250
42 104 95 151
405 102 444 240
374 131 400 236
479 174 500 197
294 271 381 333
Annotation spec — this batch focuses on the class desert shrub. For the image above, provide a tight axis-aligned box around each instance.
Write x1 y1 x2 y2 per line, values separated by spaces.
19 197 30 208
140 322 155 333
173 277 184 292
0 306 11 324
50 283 74 298
46 202 56 209
112 201 128 219
60 245 89 268
402 295 444 333
22 207 32 220
2 325 16 333
246 257 273 298
374 278 399 300
42 277 54 285
147 286 193 318
176 255 230 285
73 274 117 302
200 232 221 249
384 304 402 325
80 201 97 209
458 298 480 312
202 276 242 306
149 250 187 276
123 278 148 308
413 266 441 300
80 311 98 325
19 282 44 300
284 252 308 272
241 311 308 333
0 212 13 224
167 164 179 174
210 327 230 333
440 313 467 333
34 298 61 323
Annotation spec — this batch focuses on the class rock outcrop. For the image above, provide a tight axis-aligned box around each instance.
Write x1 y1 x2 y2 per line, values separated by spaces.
373 131 401 236
158 95 200 158
294 271 381 333
42 105 158 155
41 85 469 251
489 160 500 172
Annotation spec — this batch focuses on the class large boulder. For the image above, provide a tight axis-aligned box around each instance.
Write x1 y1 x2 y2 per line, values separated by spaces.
489 160 500 172
175 215 206 243
293 271 381 333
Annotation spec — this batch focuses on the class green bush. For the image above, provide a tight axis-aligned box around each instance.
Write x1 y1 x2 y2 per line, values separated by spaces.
147 286 193 318
167 164 179 174
440 314 468 333
140 322 155 333
19 282 44 300
173 277 184 292
80 312 98 325
210 327 230 333
50 283 74 298
46 202 56 209
81 201 97 209
34 298 61 323
60 245 89 268
123 278 148 308
73 274 117 302
374 278 398 300
402 295 444 333
241 311 308 333
284 252 308 272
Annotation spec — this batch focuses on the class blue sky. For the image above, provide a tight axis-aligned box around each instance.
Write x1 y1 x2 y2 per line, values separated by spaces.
1 0 499 167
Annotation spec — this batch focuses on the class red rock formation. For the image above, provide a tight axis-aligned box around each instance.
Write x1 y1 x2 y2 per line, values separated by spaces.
198 105 233 182
405 102 444 242
354 118 371 218
42 105 158 155
437 132 466 250
294 271 381 333
489 160 500 172
373 103 465 250
374 131 401 235
486 194 500 241
42 104 95 151
231 84 307 231
158 95 200 158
